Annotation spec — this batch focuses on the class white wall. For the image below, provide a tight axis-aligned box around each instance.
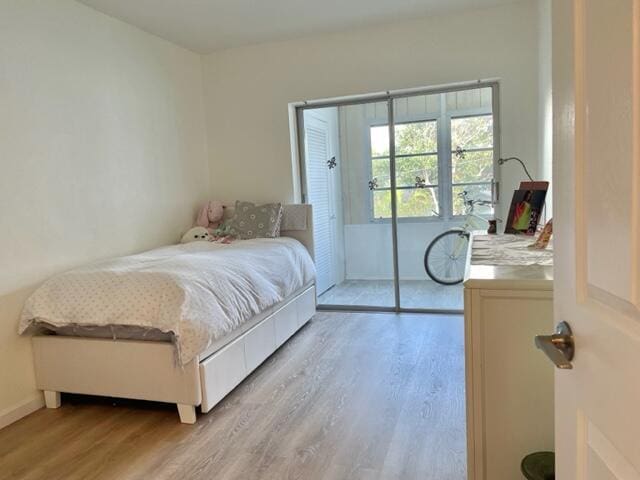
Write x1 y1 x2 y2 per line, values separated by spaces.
345 221 467 280
203 0 542 212
0 0 209 425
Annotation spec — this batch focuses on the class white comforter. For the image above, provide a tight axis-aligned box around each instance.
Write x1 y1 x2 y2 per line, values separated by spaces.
19 238 316 364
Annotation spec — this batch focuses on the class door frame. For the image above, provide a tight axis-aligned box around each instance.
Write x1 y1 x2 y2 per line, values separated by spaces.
293 79 501 314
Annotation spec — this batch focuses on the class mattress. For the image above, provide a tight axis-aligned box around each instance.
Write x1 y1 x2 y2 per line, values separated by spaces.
20 238 316 364
37 323 171 341
38 283 314 361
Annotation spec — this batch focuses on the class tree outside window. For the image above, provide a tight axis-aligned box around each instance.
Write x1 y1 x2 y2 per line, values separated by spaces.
369 114 494 220
371 121 439 219
451 115 494 216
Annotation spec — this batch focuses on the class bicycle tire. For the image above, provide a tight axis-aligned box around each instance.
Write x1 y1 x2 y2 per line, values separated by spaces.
424 229 470 285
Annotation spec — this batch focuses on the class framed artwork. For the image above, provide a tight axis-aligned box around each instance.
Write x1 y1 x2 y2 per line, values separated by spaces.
504 181 549 235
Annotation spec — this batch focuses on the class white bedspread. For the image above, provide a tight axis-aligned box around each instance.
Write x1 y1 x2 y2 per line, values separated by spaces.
19 238 316 364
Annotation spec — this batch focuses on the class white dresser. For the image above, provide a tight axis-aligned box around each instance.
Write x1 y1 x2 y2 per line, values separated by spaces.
464 234 554 480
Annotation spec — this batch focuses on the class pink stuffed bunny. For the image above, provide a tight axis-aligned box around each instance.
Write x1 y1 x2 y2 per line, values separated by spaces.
196 200 225 232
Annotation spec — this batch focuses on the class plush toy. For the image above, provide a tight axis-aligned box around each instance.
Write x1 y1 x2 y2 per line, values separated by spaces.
211 222 235 244
181 226 212 244
212 222 233 238
196 200 225 232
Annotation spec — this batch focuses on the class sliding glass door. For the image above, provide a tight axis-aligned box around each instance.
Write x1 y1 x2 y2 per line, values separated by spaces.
301 101 395 309
298 82 498 312
392 87 496 310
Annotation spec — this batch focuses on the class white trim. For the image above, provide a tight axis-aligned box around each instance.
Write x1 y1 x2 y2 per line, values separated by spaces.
0 394 44 430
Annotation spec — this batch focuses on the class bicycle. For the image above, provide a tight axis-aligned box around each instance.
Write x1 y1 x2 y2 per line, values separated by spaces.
424 191 494 285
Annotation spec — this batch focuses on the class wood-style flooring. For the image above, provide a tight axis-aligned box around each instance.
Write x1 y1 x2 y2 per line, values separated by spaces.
0 312 466 480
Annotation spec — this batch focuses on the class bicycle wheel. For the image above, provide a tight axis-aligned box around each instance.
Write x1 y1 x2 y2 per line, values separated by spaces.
424 230 470 285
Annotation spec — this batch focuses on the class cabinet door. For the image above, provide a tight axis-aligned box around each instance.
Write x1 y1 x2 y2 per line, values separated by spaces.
466 288 554 480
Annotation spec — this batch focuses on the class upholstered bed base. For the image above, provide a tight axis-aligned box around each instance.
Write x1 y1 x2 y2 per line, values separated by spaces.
32 285 316 424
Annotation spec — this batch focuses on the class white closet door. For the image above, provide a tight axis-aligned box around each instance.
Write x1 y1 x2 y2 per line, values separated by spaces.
304 115 336 295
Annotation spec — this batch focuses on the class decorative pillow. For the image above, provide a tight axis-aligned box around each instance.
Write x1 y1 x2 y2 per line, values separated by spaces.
228 201 283 239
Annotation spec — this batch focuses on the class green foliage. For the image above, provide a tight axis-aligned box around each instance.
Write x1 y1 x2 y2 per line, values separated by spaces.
451 115 493 187
451 115 493 149
371 116 494 219
373 188 439 219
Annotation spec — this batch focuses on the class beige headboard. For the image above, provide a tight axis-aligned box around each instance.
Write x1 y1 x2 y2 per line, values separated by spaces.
223 203 315 260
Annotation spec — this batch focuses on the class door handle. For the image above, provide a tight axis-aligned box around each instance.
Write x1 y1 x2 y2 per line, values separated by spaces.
535 321 575 369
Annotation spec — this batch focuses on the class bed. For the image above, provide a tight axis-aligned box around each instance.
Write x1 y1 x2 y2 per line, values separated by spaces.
19 204 316 424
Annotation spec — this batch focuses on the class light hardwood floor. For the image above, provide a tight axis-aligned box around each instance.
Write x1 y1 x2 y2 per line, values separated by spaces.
0 312 466 480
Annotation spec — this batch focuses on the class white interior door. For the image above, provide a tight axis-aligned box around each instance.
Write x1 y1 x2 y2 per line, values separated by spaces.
304 114 336 295
552 1 640 478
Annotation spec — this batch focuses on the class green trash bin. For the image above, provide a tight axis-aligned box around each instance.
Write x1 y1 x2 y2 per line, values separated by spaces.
521 451 555 480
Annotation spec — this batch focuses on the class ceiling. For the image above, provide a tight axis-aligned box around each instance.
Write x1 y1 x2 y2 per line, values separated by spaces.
78 0 523 53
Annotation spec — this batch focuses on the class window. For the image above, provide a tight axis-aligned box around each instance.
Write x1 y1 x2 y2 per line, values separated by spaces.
451 114 494 216
368 98 495 220
370 121 439 219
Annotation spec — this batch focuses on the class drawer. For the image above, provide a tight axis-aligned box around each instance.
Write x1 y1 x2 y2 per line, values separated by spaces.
198 286 317 413
296 286 316 327
244 315 276 372
274 300 299 346
199 336 246 412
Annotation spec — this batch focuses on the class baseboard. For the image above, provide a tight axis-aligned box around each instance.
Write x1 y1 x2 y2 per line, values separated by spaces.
0 394 44 430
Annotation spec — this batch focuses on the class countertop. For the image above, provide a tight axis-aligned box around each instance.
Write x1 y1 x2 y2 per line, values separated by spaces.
463 233 553 290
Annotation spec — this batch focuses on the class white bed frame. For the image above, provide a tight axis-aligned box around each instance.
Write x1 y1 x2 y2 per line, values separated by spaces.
31 204 316 424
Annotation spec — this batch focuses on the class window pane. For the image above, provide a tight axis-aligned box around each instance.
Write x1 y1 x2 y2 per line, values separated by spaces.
451 115 493 150
396 154 438 187
370 126 389 157
395 121 437 155
396 187 439 217
373 190 391 219
452 184 493 216
452 150 493 183
373 188 440 218
372 157 391 188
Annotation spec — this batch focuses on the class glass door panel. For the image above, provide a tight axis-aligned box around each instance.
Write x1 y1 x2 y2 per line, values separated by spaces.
301 101 395 309
299 84 496 312
393 87 495 310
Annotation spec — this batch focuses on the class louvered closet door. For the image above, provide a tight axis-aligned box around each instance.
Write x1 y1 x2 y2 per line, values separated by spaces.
304 115 336 295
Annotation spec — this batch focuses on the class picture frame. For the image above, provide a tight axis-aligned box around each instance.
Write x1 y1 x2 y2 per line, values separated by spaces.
504 181 549 235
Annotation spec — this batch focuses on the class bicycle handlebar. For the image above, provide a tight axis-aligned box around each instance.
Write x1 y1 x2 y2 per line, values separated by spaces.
457 190 495 207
